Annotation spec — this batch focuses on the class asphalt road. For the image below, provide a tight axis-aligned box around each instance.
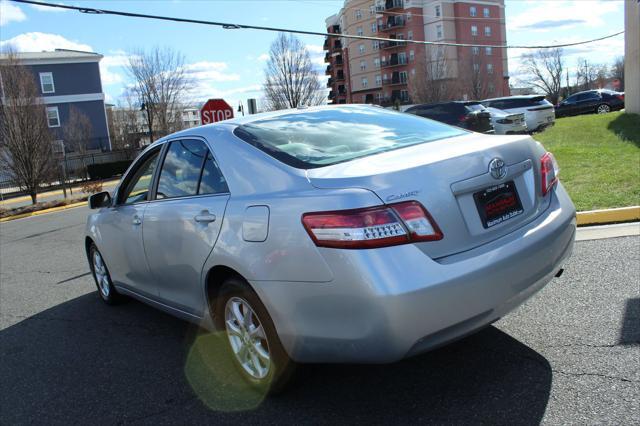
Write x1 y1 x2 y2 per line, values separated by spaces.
1 207 638 425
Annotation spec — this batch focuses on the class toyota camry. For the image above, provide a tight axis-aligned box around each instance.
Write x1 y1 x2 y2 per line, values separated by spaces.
85 105 576 392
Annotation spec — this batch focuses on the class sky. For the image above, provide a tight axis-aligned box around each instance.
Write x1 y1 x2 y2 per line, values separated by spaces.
0 0 627 109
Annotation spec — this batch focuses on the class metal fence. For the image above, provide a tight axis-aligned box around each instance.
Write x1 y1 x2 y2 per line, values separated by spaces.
0 148 140 197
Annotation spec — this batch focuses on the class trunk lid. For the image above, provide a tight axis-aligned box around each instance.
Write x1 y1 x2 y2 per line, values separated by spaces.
306 133 551 259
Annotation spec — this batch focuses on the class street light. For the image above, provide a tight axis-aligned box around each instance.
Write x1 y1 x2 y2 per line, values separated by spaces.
140 102 154 144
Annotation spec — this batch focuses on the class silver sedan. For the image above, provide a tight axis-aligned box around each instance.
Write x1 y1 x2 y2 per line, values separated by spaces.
85 105 576 392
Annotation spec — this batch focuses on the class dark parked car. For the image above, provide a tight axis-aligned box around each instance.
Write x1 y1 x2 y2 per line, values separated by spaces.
555 90 625 118
405 101 494 133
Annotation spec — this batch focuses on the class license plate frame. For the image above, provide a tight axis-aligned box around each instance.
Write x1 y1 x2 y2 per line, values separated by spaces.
473 181 524 229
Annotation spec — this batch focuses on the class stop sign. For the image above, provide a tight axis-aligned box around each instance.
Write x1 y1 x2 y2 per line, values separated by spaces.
200 98 233 124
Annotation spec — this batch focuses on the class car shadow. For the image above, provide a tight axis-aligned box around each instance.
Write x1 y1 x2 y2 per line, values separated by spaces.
607 112 640 147
0 293 552 424
619 297 640 346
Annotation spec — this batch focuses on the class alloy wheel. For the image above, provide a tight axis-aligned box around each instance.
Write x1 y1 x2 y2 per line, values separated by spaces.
224 296 271 380
597 104 610 114
93 251 110 298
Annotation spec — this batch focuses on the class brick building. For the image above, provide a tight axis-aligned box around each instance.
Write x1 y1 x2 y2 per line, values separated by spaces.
324 0 510 106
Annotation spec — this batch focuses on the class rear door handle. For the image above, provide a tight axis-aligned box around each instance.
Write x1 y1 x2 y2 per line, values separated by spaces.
194 212 216 223
132 215 142 225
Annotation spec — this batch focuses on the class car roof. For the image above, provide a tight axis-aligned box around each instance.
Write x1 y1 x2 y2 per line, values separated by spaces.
482 95 546 102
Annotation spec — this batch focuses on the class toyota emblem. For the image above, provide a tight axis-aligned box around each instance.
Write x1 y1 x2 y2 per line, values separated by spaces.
489 158 507 180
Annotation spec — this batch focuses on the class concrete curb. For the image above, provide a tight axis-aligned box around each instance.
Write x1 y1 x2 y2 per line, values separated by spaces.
2 203 640 226
0 201 86 223
576 206 640 226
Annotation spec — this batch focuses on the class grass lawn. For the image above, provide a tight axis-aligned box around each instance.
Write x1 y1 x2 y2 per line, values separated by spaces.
533 111 640 211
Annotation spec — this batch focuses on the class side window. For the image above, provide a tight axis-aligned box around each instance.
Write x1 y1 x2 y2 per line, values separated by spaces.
120 149 161 205
156 140 208 199
199 153 229 195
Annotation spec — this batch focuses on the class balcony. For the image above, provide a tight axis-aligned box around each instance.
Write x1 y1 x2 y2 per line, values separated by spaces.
379 17 405 31
383 0 404 11
327 78 334 87
380 40 407 49
335 56 344 65
337 85 347 95
381 55 408 68
331 40 343 51
382 73 408 85
324 53 330 63
323 38 330 50
325 64 332 75
328 91 336 99
335 71 345 81
330 24 340 34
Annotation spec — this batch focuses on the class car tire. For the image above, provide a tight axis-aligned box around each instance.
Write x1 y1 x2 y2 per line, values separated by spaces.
215 276 295 394
596 104 611 114
89 243 121 305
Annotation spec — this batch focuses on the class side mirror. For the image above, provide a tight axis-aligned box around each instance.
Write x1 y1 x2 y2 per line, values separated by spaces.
88 191 112 209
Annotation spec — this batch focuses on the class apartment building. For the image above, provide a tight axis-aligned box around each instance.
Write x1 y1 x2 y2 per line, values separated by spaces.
0 49 111 151
324 0 509 105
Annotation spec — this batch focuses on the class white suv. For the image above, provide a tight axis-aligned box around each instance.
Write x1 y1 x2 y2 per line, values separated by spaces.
482 95 555 133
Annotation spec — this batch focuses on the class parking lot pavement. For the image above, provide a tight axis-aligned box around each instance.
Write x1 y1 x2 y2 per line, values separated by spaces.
1 208 638 425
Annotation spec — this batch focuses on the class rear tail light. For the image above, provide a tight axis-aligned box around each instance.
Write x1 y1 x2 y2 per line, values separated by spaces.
617 94 624 101
540 152 559 195
302 201 443 249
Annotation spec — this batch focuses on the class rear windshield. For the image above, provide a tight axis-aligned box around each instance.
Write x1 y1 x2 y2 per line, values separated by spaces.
465 103 485 112
233 106 466 169
484 97 548 109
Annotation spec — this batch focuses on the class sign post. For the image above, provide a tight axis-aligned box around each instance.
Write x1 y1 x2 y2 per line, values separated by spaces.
200 99 234 125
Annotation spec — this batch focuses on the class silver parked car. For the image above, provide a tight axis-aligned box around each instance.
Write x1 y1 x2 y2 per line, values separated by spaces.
484 106 528 135
85 105 576 392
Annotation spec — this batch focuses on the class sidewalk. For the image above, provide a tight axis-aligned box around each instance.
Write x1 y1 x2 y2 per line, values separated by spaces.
0 179 120 210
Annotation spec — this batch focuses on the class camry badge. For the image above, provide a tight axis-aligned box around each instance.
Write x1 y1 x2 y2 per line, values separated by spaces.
489 158 507 180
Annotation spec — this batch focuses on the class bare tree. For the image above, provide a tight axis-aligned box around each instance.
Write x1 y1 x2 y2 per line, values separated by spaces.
460 52 492 100
520 48 564 104
263 33 325 110
609 56 624 91
409 47 454 103
0 51 56 204
126 47 190 141
107 92 146 150
575 58 607 91
63 106 93 178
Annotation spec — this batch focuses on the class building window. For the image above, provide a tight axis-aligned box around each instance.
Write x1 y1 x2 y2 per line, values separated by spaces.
436 25 443 39
485 47 493 56
369 5 375 15
435 5 441 17
359 43 365 54
355 9 362 19
360 60 367 70
407 30 413 40
400 90 409 101
376 74 382 86
483 7 490 18
374 58 381 68
409 49 415 61
406 12 411 21
473 63 480 73
488 82 495 94
399 71 408 83
357 26 363 36
371 22 377 33
471 25 478 36
472 46 480 55
487 63 494 74
46 106 60 128
39 72 55 94
411 68 416 75
373 40 380 50
362 77 368 88
399 52 407 64
485 26 492 36
470 6 477 17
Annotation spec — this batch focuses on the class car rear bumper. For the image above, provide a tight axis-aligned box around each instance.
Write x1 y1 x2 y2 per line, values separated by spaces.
253 184 576 364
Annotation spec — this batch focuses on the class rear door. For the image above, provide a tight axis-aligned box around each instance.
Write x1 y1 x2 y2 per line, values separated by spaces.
142 138 230 316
